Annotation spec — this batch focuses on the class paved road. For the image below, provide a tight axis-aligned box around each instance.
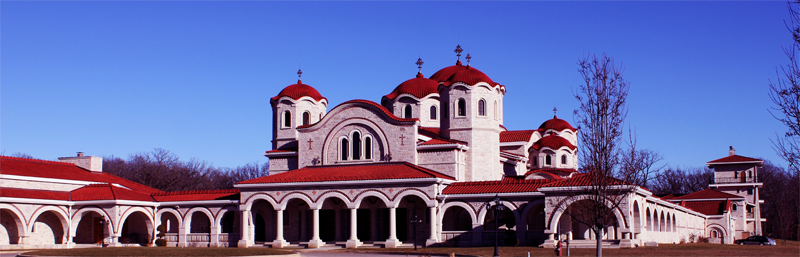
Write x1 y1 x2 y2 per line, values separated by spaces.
0 251 24 257
298 252 414 257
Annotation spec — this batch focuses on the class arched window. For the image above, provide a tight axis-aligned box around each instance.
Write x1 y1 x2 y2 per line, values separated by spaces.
430 106 437 120
340 138 349 161
457 99 466 116
283 111 291 128
545 155 552 166
352 132 362 160
302 111 310 126
561 155 567 165
364 136 372 160
732 204 737 211
404 105 413 119
478 99 486 116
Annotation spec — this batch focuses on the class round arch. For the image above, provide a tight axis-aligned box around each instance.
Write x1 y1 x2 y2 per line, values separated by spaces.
214 206 239 228
321 117 391 165
391 189 435 208
477 201 519 227
439 201 477 227
28 206 70 245
69 206 113 238
315 191 354 209
546 195 628 232
182 207 214 233
353 190 391 209
280 192 315 210
244 193 279 211
156 208 182 234
0 205 26 244
706 224 727 239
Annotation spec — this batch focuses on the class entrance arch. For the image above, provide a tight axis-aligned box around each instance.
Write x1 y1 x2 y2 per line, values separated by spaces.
549 198 626 241
317 194 349 243
355 195 390 242
0 208 24 245
120 211 153 245
29 209 69 245
251 198 277 244
72 209 110 244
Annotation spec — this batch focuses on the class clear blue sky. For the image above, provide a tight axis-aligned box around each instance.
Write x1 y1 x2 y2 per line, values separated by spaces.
1 1 791 170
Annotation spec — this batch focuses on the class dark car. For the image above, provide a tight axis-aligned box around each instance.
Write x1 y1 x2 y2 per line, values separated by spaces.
734 236 776 245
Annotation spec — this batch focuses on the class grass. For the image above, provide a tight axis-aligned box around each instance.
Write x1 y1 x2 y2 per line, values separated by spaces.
339 241 800 257
14 241 800 257
20 247 293 256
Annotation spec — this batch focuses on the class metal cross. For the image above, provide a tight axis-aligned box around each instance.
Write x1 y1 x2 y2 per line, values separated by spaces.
466 53 472 65
454 45 463 60
399 134 406 146
297 69 303 79
416 58 424 72
553 107 558 116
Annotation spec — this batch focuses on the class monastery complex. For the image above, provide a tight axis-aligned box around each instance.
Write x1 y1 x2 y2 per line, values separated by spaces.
0 47 765 249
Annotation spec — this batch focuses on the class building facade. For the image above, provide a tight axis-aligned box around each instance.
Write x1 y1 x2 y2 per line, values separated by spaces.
0 47 764 249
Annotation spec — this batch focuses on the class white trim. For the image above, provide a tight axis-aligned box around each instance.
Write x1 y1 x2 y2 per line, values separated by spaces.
417 144 469 151
417 135 432 141
500 152 527 162
706 161 763 166
0 174 130 189
708 183 763 188
0 197 73 206
157 200 239 206
264 151 298 158
499 142 526 147
669 197 744 202
235 177 453 189
75 200 160 207
437 192 545 199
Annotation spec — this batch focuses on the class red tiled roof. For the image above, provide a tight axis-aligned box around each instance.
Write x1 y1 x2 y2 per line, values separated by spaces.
442 177 555 195
660 194 676 200
418 127 441 137
681 200 729 215
0 187 70 201
419 138 462 145
0 156 162 194
500 130 536 142
670 188 743 200
707 155 762 165
430 62 502 88
383 73 440 101
266 150 294 153
532 135 576 151
539 115 577 132
327 100 417 124
152 189 239 202
237 162 454 184
541 173 630 188
271 81 327 102
70 183 154 202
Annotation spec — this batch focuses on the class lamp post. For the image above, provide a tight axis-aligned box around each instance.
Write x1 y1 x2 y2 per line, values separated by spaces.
410 214 423 250
486 194 505 257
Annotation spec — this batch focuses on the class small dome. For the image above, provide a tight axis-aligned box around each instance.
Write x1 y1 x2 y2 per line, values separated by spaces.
272 80 327 102
538 115 577 132
446 66 496 86
429 60 468 83
532 134 576 151
383 72 440 101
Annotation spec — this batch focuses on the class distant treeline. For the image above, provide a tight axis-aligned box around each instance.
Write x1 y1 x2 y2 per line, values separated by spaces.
102 148 268 191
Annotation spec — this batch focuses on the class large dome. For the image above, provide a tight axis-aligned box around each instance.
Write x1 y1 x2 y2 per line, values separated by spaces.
383 72 439 100
429 60 469 83
429 60 499 87
532 134 577 151
272 80 327 102
538 115 577 132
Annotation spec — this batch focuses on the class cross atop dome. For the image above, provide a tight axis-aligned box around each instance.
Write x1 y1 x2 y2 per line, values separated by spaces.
454 45 463 65
416 58 424 72
466 53 472 67
297 69 303 84
553 107 557 117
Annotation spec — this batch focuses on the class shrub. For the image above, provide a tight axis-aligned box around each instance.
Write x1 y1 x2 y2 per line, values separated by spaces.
155 238 167 247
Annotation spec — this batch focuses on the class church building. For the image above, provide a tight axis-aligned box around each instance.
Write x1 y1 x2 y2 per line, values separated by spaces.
0 46 764 249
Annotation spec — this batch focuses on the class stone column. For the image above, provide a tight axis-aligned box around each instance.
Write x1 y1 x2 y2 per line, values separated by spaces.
272 210 288 248
346 208 362 248
308 209 324 248
385 207 401 248
426 206 438 246
177 227 187 247
237 210 251 248
210 226 219 247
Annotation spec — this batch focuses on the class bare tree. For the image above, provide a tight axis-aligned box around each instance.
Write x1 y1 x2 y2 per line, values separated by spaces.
618 130 665 189
768 0 800 241
649 167 713 195
560 52 630 257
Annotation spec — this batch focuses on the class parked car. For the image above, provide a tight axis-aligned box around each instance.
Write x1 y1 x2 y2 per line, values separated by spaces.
734 236 776 245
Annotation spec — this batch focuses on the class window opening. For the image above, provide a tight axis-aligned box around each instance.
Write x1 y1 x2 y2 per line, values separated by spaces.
430 106 437 120
352 132 362 160
404 105 413 119
478 99 486 116
545 155 552 166
283 111 291 128
457 99 466 116
561 155 567 165
302 112 310 126
365 137 372 159
340 138 349 161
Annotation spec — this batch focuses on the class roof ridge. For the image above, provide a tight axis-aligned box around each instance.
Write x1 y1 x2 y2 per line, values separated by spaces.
153 189 240 196
1 156 75 166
